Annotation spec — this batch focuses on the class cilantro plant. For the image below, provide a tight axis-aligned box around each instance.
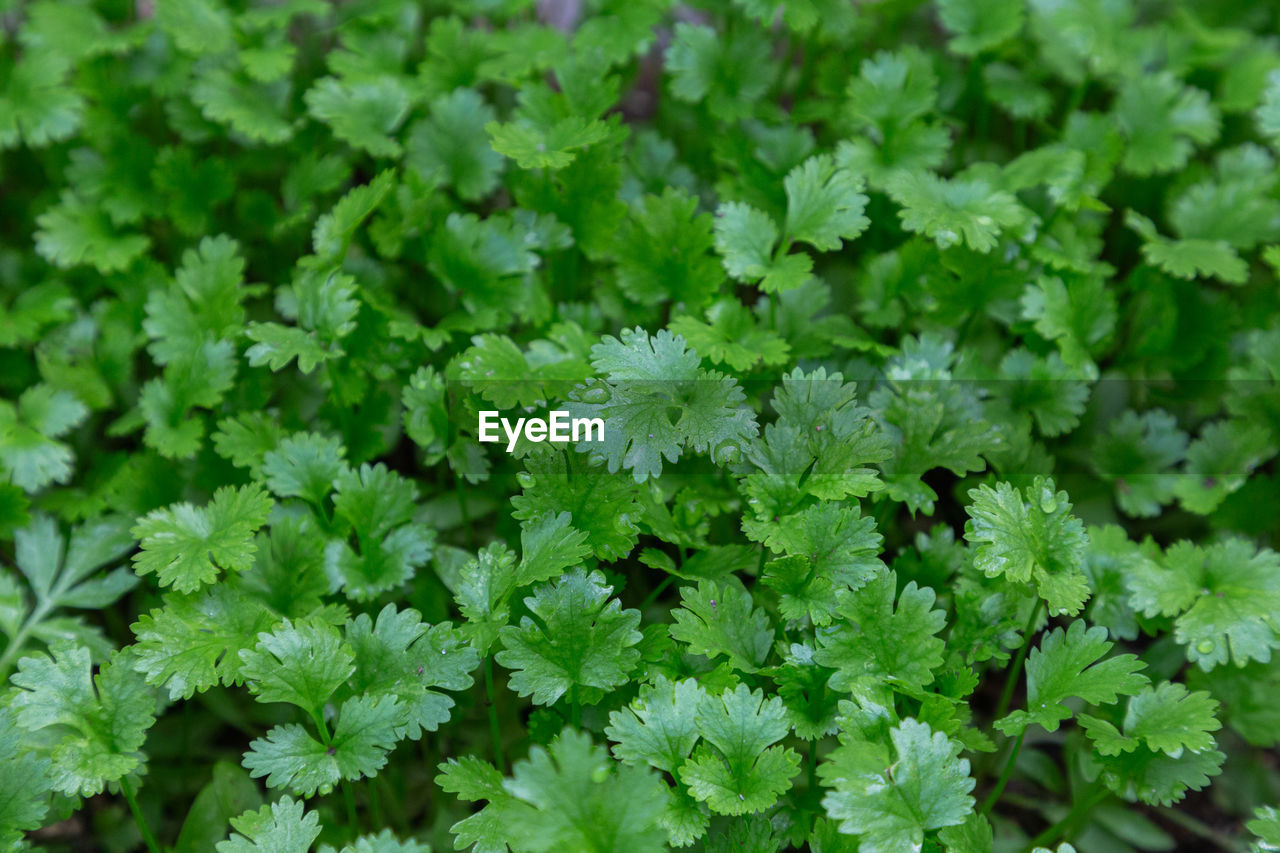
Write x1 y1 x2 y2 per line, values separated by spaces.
3 0 1280 852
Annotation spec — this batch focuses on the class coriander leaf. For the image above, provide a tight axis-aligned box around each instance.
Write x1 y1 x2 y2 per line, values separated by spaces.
669 579 773 673
1114 73 1219 176
814 570 946 693
1127 539 1280 670
511 449 641 562
305 76 411 158
937 0 1023 55
406 88 503 200
566 328 759 482
130 586 276 700
239 619 355 712
819 718 975 852
713 202 812 293
666 23 774 121
131 484 274 593
244 695 402 795
668 299 790 372
504 728 670 853
964 476 1091 616
886 170 1026 253
606 675 706 773
996 620 1148 736
614 188 724 308
217 797 321 853
679 684 801 815
783 153 869 252
11 645 155 796
495 569 642 705
346 605 479 739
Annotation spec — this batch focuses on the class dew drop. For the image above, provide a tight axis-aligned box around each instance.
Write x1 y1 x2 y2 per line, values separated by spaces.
581 385 611 404
516 471 535 489
1196 640 1215 655
1039 491 1058 513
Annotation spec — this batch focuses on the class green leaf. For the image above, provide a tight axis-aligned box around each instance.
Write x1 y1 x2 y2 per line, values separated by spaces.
819 718 975 852
11 645 155 796
937 0 1023 55
1126 539 1280 670
217 797 321 853
496 569 642 705
488 115 610 170
668 299 790 372
565 327 758 482
1114 73 1219 176
239 619 355 711
886 170 1026 253
713 202 812 293
131 484 275 593
131 585 276 699
244 694 402 795
35 191 150 273
614 188 724 308
814 569 946 693
679 684 801 815
995 620 1148 736
1125 210 1247 284
504 728 670 853
669 579 773 673
262 432 349 507
964 476 1091 616
783 153 869 252
666 23 775 121
606 675 706 773
305 76 411 158
347 605 479 739
406 88 503 200
0 52 83 149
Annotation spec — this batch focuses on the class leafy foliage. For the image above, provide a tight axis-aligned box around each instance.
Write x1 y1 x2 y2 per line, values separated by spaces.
2 0 1279 851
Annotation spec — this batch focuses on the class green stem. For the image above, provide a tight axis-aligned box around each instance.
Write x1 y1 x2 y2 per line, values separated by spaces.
808 740 818 790
120 776 162 853
639 576 675 612
994 599 1044 723
1023 786 1107 852
980 729 1025 815
0 596 55 682
1158 805 1248 853
570 686 581 729
485 657 505 771
312 707 360 836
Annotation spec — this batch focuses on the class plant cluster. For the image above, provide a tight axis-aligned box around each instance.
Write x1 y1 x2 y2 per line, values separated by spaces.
2 0 1280 851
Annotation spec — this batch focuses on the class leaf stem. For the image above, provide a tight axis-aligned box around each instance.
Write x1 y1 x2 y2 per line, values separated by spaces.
485 656 505 771
1022 785 1107 852
994 599 1044 723
120 776 162 853
0 595 54 682
979 729 1025 815
639 575 675 612
1158 804 1249 852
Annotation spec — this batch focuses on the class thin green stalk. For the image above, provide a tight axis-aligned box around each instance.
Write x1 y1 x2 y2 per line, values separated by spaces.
1023 786 1107 852
994 599 1044 723
119 776 162 853
485 657 505 771
1158 805 1248 853
639 576 675 612
570 686 582 729
312 707 360 835
0 596 53 682
980 729 1025 815
807 740 818 790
